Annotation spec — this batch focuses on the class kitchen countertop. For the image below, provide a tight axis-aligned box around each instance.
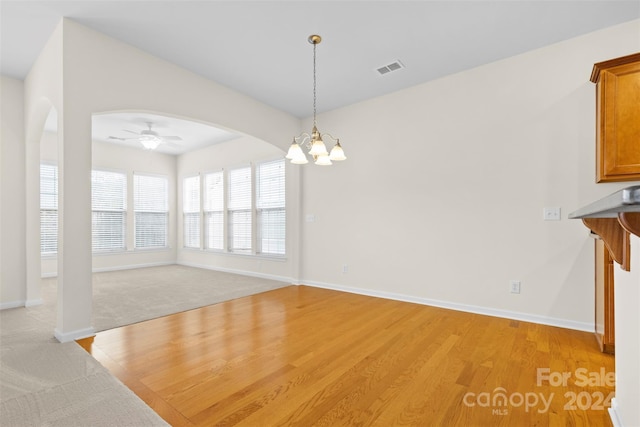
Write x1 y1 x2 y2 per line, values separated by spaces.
569 185 640 219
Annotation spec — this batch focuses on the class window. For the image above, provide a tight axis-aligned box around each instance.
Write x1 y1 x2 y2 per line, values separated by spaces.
227 166 252 253
256 159 285 255
204 171 224 250
134 174 168 249
182 159 286 257
40 164 58 255
183 175 200 248
92 170 126 252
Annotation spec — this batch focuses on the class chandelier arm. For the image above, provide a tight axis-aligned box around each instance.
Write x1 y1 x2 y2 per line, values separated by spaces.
293 133 312 149
320 133 340 143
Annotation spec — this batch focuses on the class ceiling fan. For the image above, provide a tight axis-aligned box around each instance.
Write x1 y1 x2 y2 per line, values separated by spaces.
108 122 182 150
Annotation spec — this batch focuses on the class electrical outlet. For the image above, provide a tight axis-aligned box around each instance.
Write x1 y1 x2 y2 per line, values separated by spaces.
543 207 561 221
510 280 521 294
342 264 349 274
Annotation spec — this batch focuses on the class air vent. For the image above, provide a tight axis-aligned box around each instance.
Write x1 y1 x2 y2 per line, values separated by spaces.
376 60 404 76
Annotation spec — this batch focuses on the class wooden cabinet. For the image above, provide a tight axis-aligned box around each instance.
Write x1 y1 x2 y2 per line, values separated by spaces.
590 53 640 183
594 238 615 354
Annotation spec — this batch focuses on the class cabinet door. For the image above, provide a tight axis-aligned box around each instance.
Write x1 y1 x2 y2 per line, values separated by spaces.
596 60 640 182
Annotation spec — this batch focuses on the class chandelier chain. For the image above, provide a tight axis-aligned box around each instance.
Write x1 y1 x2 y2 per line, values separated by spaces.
313 41 317 127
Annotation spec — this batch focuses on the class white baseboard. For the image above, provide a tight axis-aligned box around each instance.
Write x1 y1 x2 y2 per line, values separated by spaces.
177 261 293 284
303 280 594 333
25 298 43 307
92 261 174 274
54 327 95 343
608 398 623 427
0 298 45 310
0 300 26 310
41 261 176 278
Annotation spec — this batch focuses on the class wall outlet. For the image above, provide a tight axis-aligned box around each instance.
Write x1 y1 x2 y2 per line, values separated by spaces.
510 280 521 294
543 207 561 221
342 264 349 274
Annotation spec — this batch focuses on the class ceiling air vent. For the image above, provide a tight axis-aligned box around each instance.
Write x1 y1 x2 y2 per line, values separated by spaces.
376 60 404 76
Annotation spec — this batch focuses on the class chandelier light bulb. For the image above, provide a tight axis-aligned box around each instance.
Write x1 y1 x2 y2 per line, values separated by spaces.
329 141 347 161
314 154 333 166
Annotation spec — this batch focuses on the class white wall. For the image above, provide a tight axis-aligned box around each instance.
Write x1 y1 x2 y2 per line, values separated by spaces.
176 136 296 281
611 234 640 427
39 131 178 276
299 20 640 330
0 76 27 308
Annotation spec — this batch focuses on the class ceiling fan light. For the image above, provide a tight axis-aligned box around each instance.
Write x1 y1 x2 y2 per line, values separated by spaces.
139 135 161 150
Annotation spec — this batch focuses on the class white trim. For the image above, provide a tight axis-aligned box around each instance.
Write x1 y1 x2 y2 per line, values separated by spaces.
25 299 43 307
54 327 95 343
177 261 293 284
608 398 623 427
0 300 26 310
92 261 174 274
302 280 594 332
42 261 175 278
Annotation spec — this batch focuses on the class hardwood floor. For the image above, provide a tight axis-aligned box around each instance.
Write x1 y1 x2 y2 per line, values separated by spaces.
79 286 615 426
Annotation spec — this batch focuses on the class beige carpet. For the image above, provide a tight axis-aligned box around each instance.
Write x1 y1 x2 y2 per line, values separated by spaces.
0 265 290 426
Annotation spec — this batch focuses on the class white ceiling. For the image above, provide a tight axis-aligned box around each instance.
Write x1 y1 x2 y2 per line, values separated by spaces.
2 1 639 153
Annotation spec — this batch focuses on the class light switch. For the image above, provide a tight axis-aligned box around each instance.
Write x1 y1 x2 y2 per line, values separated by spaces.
543 207 561 221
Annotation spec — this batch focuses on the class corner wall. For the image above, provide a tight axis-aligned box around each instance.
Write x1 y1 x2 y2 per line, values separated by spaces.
0 76 26 308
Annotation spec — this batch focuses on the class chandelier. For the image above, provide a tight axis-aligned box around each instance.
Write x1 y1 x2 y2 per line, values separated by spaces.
286 35 347 166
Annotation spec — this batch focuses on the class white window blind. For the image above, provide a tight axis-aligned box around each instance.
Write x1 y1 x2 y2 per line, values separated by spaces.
134 174 168 249
92 170 127 252
227 166 252 253
256 159 285 255
183 175 200 248
40 164 58 255
204 171 224 250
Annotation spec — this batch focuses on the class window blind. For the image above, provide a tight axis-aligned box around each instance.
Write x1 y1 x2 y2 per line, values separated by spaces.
40 164 58 255
204 171 224 250
134 174 168 249
92 170 127 252
256 159 285 255
227 166 252 252
183 175 200 248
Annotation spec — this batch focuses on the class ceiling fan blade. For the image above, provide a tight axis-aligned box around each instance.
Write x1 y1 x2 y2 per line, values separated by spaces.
108 136 139 140
160 135 182 141
123 129 140 135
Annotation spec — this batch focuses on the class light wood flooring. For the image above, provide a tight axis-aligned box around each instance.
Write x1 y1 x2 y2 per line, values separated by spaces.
79 285 615 426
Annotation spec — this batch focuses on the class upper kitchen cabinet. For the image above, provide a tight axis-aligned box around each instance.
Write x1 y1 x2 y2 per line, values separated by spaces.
591 53 640 183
